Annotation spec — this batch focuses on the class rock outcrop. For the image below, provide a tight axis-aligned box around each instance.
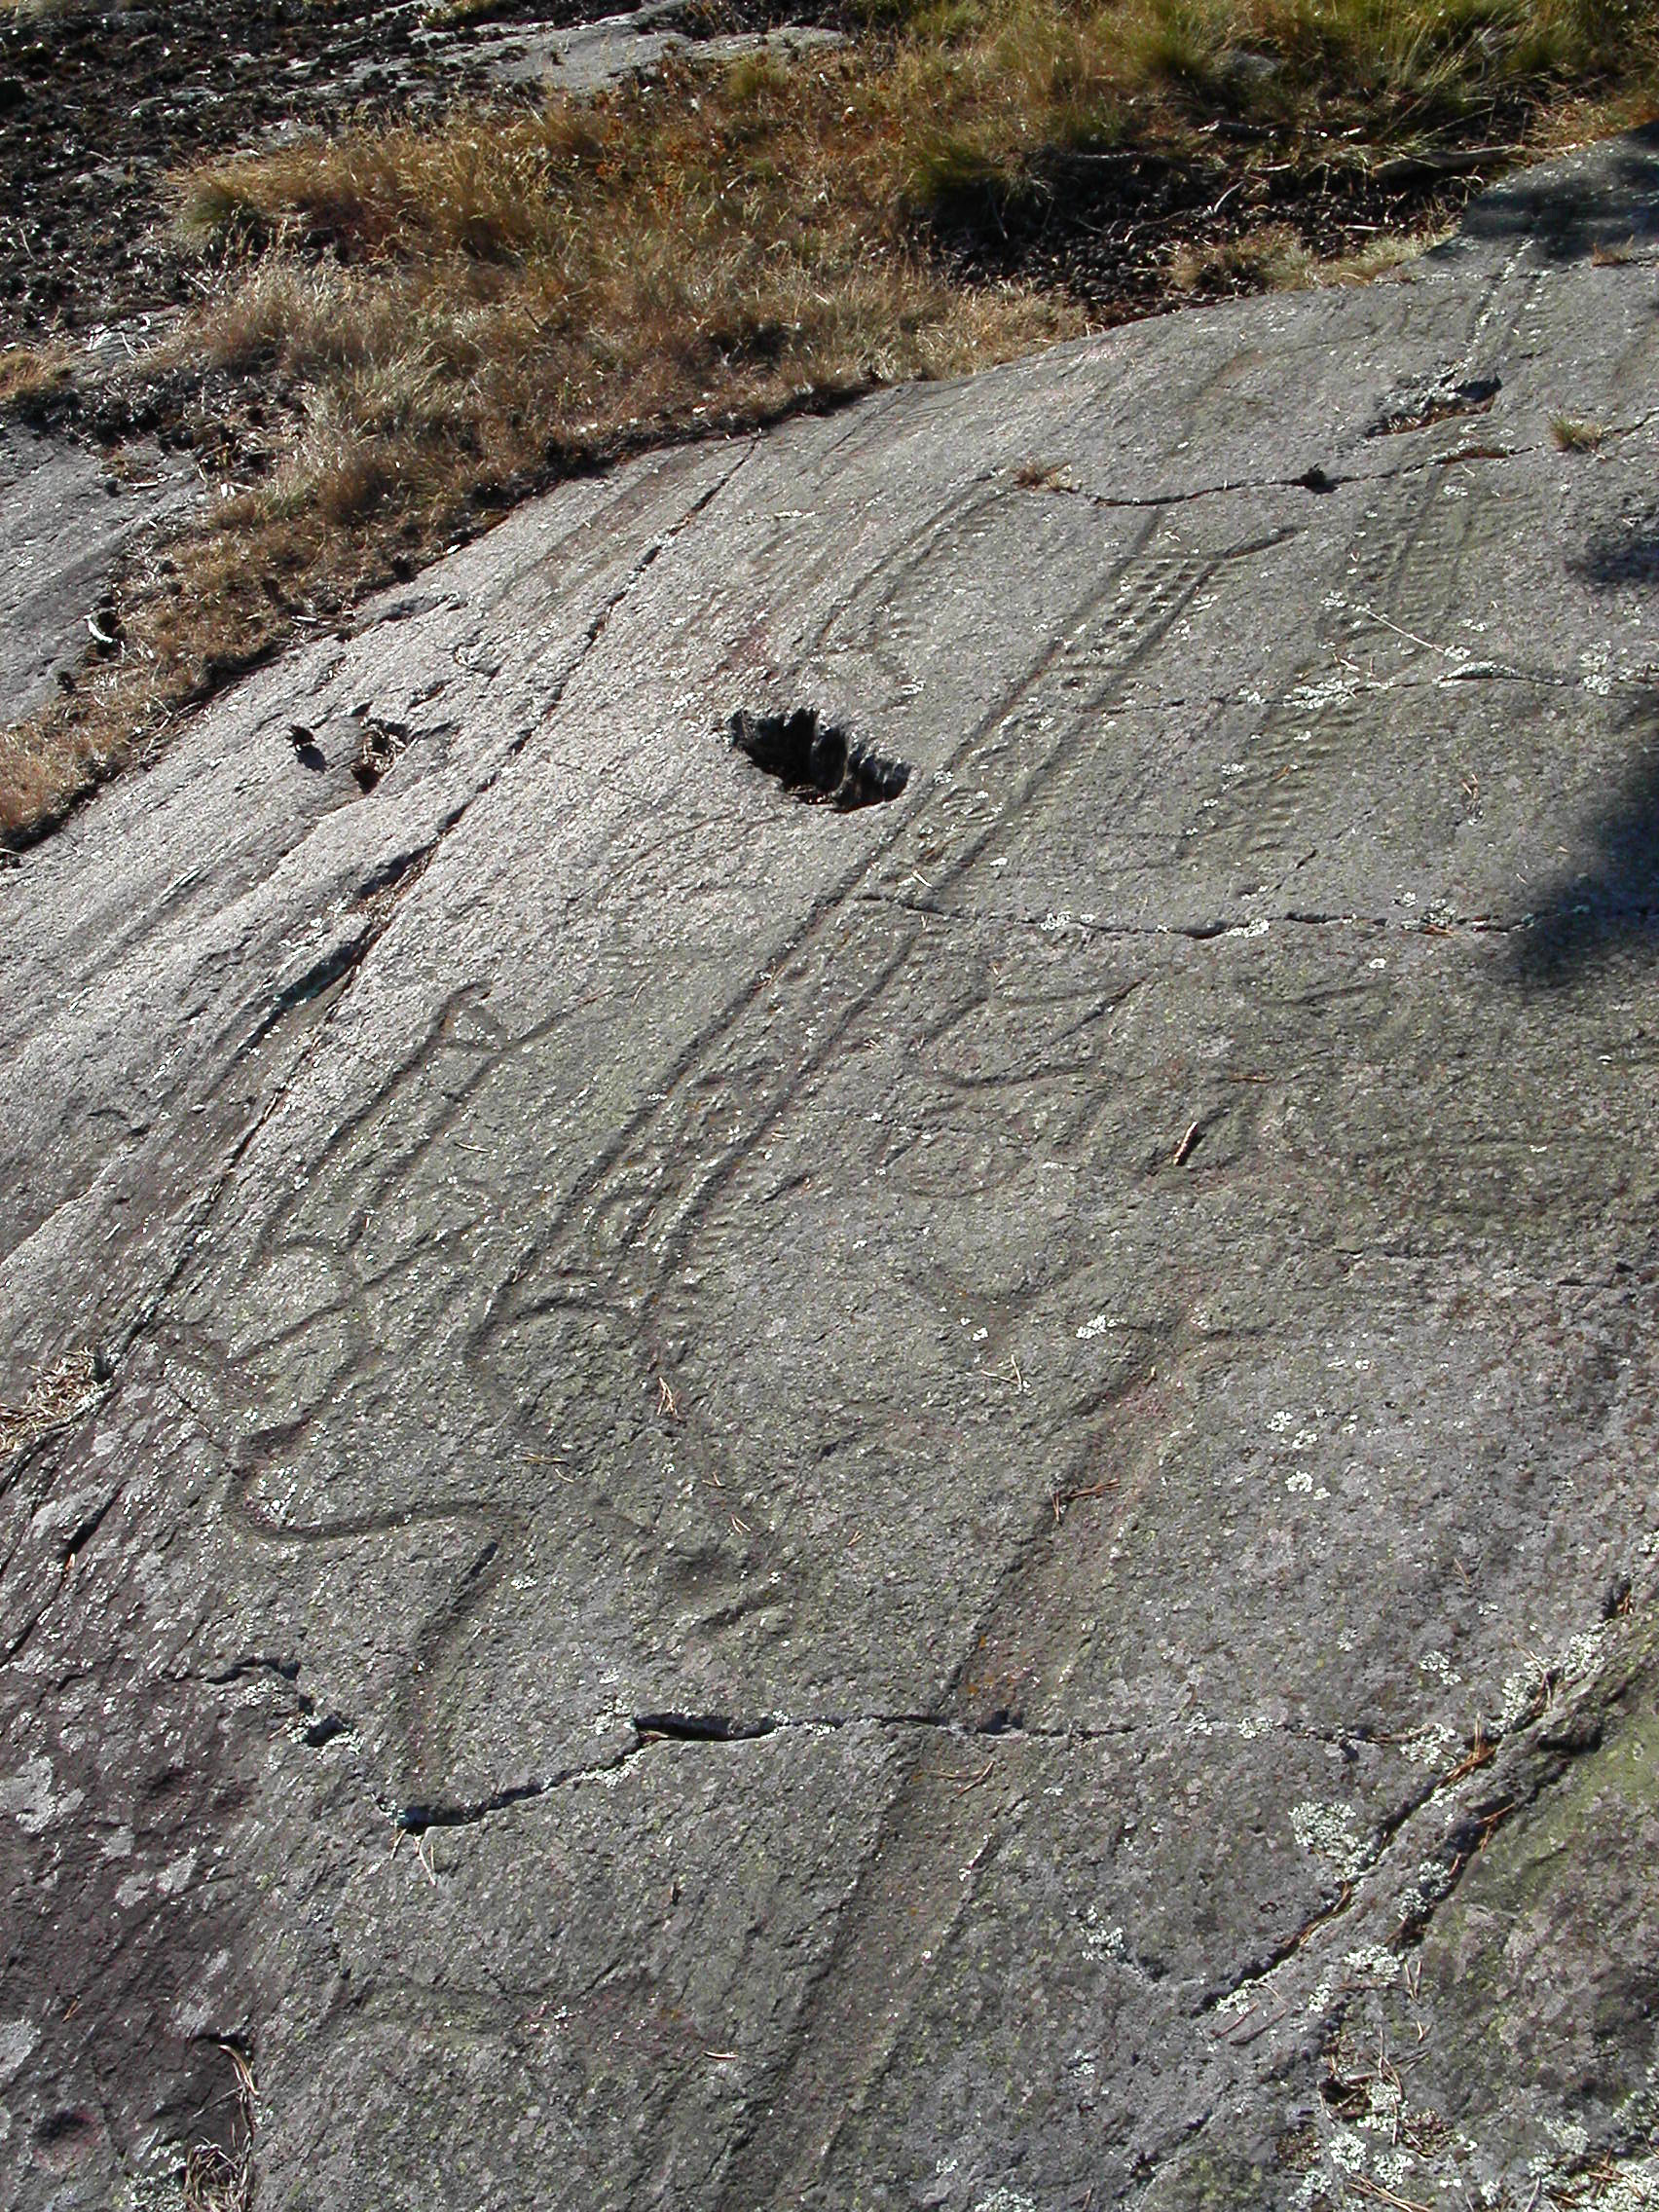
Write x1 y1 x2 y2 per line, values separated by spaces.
5 129 1659 2211
0 426 190 730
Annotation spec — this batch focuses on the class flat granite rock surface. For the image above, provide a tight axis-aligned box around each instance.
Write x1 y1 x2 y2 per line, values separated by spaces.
467 3 844 94
6 129 1659 2212
0 426 194 730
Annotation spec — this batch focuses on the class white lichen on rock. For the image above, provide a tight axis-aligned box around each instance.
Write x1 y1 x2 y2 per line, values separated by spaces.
1400 1722 1459 1769
1291 1798 1372 1881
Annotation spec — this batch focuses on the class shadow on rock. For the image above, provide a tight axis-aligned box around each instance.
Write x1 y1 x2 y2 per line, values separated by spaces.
1516 695 1659 985
1573 511 1659 592
1453 122 1659 265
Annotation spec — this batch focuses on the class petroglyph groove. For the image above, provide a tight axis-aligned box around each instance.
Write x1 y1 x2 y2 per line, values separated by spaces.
163 512 1274 1883
697 249 1608 2200
534 525 1292 1281
215 467 1468 1864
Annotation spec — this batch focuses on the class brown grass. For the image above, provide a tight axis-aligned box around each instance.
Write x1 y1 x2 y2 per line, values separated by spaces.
0 1350 102 1460
0 343 69 409
1170 223 1316 293
4 0 1656 841
1551 410 1607 449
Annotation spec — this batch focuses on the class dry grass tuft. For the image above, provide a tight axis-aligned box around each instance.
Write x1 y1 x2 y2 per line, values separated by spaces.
1170 223 1315 294
1323 221 1459 280
874 0 1654 203
1551 410 1607 449
179 2046 257 2212
1013 457 1073 489
0 1350 103 1459
4 0 1657 840
1172 215 1458 292
181 2142 254 2212
0 342 70 408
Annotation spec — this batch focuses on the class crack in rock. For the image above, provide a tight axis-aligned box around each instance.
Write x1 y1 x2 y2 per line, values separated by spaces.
375 1705 1364 1838
632 1711 780 1743
1201 1605 1645 2025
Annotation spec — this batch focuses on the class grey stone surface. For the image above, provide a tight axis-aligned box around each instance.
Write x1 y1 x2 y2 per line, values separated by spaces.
0 424 192 728
6 131 1659 2210
459 5 844 95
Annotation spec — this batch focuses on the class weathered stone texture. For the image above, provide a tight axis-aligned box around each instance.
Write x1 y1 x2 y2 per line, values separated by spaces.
5 130 1659 2211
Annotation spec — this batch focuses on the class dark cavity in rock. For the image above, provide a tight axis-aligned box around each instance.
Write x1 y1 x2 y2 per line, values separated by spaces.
350 712 409 793
1367 375 1501 436
730 707 909 810
633 1711 779 1743
287 724 326 772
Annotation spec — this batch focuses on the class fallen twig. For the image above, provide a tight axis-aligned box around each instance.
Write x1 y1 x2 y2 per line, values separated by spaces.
1344 2174 1435 2212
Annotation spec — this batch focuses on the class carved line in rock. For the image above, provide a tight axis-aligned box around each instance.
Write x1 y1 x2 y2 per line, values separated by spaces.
695 262 1590 2196
707 1545 1638 2210
425 530 1256 1801
179 416 1522 1849
237 982 513 1276
440 535 1254 1652
29 215 1659 2202
192 441 761 1281
0 263 1583 2194
786 476 1010 675
1197 451 1522 878
460 533 1173 1353
201 315 1574 2087
707 466 1009 713
534 533 1288 1287
207 475 792 1306
700 1332 1176 2211
189 508 1246 1822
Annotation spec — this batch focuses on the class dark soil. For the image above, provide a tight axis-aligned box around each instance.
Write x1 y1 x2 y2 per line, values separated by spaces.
928 138 1497 318
0 0 831 349
0 0 1512 362
0 3 488 343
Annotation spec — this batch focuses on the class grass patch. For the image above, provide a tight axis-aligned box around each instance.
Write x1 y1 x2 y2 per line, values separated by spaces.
1170 222 1316 293
4 0 1657 842
1551 410 1607 449
0 342 69 408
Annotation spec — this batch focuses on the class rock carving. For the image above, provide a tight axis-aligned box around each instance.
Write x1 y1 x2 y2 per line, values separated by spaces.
5 129 1659 2212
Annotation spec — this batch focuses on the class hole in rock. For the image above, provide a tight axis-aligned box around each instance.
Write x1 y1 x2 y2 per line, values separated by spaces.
730 707 909 810
634 1711 778 1743
977 1707 1023 1735
350 712 409 793
1367 375 1500 436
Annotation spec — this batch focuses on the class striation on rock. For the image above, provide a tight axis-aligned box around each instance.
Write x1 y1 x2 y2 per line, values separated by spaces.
0 425 194 732
5 129 1659 2212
